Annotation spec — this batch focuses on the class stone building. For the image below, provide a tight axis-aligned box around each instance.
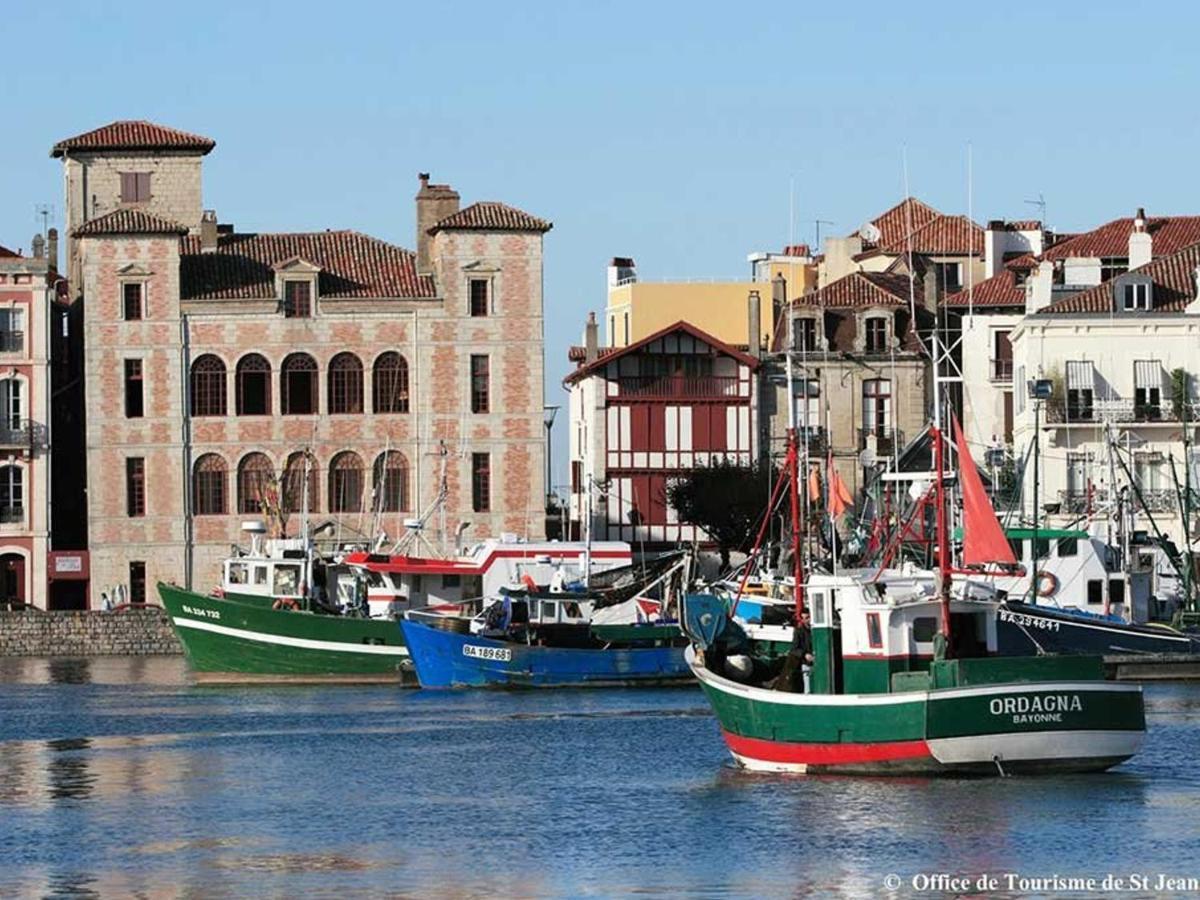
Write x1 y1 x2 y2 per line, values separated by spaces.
54 120 550 606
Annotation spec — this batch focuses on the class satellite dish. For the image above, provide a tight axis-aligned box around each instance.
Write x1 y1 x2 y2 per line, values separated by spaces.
858 222 882 243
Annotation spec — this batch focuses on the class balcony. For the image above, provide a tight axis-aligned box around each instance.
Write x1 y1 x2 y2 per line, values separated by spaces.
797 426 827 455
1058 489 1108 515
616 375 741 399
0 506 24 524
0 331 24 354
859 426 900 456
1136 489 1178 514
1044 399 1200 425
989 359 1013 383
0 420 46 452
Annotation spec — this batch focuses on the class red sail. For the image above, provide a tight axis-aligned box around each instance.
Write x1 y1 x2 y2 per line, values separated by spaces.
954 417 1017 567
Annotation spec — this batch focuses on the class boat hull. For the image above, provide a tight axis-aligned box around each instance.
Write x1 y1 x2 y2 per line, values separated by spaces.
688 648 1144 775
400 617 691 688
158 583 411 684
996 601 1200 657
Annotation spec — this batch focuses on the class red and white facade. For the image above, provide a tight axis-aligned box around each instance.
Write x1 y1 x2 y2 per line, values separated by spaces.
0 241 54 607
566 320 760 545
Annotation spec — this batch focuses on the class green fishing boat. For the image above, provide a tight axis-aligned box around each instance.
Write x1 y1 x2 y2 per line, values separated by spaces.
158 582 410 683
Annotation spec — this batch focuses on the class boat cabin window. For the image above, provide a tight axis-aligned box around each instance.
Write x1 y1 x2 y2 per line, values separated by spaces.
411 575 423 592
1056 537 1078 557
363 571 385 588
912 616 937 643
228 563 249 585
563 602 582 619
1109 579 1125 605
809 590 827 626
443 575 461 588
1032 538 1050 561
274 565 301 596
541 601 557 622
1008 538 1025 561
866 612 883 648
253 565 268 585
1087 579 1103 604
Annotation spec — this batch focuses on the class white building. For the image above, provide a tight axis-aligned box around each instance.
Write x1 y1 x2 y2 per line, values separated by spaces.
1010 238 1200 547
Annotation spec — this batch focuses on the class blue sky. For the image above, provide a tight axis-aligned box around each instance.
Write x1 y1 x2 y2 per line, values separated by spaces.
3 1 1198 487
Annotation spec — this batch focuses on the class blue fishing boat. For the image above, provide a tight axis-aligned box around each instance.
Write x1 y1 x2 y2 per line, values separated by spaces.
399 594 690 688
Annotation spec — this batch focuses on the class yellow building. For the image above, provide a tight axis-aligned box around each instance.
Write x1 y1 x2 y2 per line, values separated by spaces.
604 247 817 350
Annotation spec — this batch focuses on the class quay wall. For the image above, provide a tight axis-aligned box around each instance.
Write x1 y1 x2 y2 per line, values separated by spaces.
0 608 182 656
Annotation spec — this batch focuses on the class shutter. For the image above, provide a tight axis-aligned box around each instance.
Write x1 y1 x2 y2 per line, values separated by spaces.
1066 360 1094 390
1134 360 1161 390
120 173 135 202
136 173 151 201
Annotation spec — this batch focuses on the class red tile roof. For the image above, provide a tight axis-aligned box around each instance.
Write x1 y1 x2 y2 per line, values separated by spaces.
0 245 20 259
564 320 760 384
179 231 436 300
52 120 216 157
943 256 1038 309
859 197 941 248
567 345 620 363
1039 242 1200 314
879 214 983 255
1042 215 1200 261
429 202 551 234
782 244 811 257
73 209 190 237
795 271 914 309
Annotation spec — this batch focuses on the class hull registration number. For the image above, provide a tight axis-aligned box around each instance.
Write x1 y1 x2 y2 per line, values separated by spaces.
463 644 512 662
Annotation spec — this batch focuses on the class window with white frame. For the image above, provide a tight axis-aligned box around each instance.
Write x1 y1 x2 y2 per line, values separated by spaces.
0 379 21 432
1066 360 1095 420
1122 283 1151 311
864 317 888 353
862 378 892 434
0 308 24 352
0 465 22 523
793 378 821 438
1134 360 1163 418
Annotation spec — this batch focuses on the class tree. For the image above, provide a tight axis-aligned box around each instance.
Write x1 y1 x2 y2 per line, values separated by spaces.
665 459 777 570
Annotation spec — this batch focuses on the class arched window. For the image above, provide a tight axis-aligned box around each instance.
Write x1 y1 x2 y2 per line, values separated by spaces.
192 453 228 515
281 353 318 415
372 451 409 512
282 451 319 514
237 452 275 515
191 355 227 417
328 352 364 414
328 451 364 513
0 465 23 522
373 352 410 413
236 354 271 416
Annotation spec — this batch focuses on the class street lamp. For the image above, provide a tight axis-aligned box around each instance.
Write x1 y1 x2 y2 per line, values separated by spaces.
1027 378 1053 600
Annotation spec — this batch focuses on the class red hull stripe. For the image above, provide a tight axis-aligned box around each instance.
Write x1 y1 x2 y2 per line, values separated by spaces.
722 730 932 765
346 548 631 576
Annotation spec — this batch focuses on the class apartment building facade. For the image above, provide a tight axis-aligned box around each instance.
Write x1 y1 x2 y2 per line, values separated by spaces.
55 120 551 606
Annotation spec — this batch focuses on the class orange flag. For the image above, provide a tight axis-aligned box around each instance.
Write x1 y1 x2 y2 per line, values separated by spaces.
807 467 821 504
827 460 853 518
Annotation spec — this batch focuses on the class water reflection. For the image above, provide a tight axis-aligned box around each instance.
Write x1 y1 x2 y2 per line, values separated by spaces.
47 658 92 684
45 737 95 801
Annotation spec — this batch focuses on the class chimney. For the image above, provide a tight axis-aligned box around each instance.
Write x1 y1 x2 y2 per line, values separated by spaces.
415 173 460 276
607 257 636 287
46 228 58 273
1129 207 1152 269
771 273 787 332
747 290 762 358
984 220 1004 279
31 234 44 259
584 313 598 363
200 210 218 253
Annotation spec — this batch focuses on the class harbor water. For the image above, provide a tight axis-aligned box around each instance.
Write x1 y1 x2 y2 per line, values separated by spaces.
2 657 1200 898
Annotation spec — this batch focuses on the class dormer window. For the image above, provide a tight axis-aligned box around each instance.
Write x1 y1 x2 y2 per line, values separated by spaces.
793 317 818 352
935 262 962 294
284 280 312 318
864 317 888 353
1122 282 1151 311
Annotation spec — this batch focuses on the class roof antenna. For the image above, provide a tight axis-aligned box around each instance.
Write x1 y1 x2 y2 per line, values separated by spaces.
1024 193 1046 226
813 219 834 248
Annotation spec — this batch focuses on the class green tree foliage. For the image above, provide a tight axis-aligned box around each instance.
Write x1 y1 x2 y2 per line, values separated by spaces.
665 459 777 569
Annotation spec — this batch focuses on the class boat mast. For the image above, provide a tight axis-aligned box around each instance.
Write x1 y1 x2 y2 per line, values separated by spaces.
933 422 953 651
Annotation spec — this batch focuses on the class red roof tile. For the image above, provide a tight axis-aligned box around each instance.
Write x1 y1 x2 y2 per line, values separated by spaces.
429 202 551 234
567 345 620 363
782 244 811 257
1039 242 1200 314
73 209 189 237
0 245 20 259
179 231 435 300
857 197 941 248
795 271 914 309
564 320 759 384
1042 215 1200 261
943 256 1038 308
879 214 983 255
52 120 216 157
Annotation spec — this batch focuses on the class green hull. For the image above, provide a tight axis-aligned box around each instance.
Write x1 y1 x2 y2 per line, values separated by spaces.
690 648 1145 775
158 582 411 684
